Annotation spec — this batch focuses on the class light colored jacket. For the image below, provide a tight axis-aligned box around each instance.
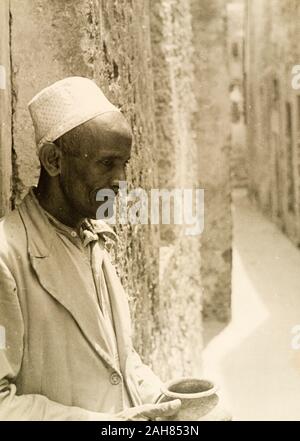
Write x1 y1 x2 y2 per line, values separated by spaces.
0 191 162 420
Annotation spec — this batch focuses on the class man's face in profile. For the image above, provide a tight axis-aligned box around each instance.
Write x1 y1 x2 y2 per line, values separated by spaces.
58 112 132 220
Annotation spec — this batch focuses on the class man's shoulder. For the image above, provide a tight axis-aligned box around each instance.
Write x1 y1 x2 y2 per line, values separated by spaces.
0 206 27 260
0 206 24 236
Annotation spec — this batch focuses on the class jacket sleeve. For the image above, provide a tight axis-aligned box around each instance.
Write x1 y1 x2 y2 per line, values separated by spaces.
0 261 112 421
129 348 164 405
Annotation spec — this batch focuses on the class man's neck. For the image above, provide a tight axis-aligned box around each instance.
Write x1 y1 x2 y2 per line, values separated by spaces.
34 179 84 232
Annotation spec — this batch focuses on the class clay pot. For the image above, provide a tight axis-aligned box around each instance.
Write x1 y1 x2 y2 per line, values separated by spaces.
156 377 231 421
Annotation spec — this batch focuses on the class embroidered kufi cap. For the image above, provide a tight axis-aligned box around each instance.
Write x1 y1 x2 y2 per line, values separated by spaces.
28 76 119 149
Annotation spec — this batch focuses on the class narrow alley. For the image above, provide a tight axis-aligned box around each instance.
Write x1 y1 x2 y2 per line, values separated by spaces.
203 189 300 420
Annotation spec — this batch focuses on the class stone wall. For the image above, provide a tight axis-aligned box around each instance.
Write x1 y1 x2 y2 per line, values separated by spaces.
191 0 232 325
150 0 202 376
245 0 300 246
0 0 12 217
227 1 247 189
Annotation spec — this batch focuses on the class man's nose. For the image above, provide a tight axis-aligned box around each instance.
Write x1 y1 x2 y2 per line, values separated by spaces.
112 165 126 185
110 167 126 194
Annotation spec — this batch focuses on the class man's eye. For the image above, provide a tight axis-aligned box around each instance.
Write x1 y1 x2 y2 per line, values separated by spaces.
99 159 113 167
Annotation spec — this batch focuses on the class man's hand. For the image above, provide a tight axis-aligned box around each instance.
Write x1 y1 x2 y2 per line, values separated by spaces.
115 399 181 421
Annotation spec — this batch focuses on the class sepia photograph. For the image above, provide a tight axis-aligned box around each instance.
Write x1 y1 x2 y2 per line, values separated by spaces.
0 0 299 424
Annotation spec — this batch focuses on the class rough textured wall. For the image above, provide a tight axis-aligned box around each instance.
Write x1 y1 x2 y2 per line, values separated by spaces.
151 0 202 377
245 0 300 246
9 0 204 380
0 0 12 217
227 1 247 189
191 0 232 325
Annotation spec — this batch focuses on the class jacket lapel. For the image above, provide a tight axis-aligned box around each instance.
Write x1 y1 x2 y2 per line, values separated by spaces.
101 251 133 369
18 191 114 369
101 251 143 406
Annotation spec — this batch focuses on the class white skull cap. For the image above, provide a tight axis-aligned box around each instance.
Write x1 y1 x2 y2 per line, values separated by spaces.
28 76 120 149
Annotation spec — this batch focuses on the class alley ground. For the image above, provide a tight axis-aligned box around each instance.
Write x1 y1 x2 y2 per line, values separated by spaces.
202 189 300 421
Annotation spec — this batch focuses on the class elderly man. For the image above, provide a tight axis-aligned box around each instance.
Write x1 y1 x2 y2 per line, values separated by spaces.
0 77 180 421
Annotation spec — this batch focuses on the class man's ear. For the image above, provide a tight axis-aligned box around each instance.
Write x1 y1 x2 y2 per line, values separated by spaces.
38 142 62 177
